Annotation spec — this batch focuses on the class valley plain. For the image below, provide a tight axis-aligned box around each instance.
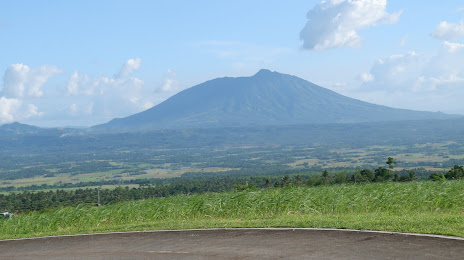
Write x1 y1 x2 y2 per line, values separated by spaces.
2 119 464 192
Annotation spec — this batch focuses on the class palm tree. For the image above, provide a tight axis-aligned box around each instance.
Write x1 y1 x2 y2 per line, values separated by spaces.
386 157 396 170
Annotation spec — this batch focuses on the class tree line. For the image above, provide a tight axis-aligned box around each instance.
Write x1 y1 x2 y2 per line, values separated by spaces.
1 158 463 213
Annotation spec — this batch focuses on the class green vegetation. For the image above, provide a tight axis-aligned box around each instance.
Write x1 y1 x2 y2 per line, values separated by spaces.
2 160 463 213
1 180 463 239
3 118 464 192
1 141 463 193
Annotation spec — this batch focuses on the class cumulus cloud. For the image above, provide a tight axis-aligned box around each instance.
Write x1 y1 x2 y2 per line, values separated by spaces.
300 0 401 50
2 64 62 98
67 71 91 96
0 97 22 123
0 59 158 126
354 46 464 113
431 20 464 40
0 63 58 124
67 58 147 100
115 58 142 78
67 74 143 97
366 51 426 90
360 72 374 82
442 41 464 53
158 69 180 93
64 59 158 121
0 97 42 124
24 104 42 118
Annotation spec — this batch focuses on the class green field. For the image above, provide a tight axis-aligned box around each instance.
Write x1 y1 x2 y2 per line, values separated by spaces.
2 141 463 192
1 180 463 240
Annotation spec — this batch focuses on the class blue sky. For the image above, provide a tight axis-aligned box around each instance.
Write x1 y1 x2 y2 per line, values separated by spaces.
1 0 464 127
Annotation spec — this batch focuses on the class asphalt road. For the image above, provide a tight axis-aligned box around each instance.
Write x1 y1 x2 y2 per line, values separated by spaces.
1 228 463 259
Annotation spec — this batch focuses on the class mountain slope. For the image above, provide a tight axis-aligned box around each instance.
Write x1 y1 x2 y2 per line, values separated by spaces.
92 69 458 132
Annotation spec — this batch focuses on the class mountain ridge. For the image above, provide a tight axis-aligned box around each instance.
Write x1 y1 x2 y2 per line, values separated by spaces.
0 122 75 136
91 69 459 132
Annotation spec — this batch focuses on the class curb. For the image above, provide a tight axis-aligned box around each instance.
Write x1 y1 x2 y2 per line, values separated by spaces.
2 228 464 242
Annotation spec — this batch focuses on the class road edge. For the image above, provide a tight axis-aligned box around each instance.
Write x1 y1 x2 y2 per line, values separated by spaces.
2 228 464 242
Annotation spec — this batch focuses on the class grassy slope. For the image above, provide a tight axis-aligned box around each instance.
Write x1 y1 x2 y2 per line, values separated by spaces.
1 180 463 239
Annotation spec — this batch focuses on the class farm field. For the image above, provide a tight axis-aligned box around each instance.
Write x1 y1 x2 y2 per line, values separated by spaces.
2 141 464 192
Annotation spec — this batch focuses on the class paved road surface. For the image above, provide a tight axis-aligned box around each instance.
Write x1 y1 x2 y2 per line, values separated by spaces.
1 228 463 259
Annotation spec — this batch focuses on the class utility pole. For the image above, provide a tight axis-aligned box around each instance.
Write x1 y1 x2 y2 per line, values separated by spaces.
97 188 101 206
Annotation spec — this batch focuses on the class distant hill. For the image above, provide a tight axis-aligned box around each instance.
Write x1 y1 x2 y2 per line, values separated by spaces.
4 118 464 154
88 69 459 132
0 122 68 136
0 122 43 135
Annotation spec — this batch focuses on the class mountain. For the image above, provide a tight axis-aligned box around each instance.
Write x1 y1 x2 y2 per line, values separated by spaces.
92 69 459 132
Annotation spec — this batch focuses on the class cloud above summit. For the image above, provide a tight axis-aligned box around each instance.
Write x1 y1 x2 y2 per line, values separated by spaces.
300 0 401 50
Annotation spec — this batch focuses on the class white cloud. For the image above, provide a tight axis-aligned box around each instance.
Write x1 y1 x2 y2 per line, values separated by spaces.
115 58 142 78
159 69 179 92
66 74 148 107
360 72 374 82
0 97 22 124
2 64 29 98
0 97 42 124
362 51 425 90
24 104 42 118
354 47 464 113
64 59 157 121
67 59 149 104
431 20 464 40
67 71 91 96
300 0 401 50
0 63 56 124
2 64 62 98
161 78 176 92
0 59 157 126
67 73 117 97
442 41 464 53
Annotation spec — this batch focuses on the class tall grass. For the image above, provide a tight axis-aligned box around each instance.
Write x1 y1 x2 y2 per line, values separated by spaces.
1 180 463 239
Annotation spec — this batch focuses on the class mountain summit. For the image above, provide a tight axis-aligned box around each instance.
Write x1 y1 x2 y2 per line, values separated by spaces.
92 70 457 132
